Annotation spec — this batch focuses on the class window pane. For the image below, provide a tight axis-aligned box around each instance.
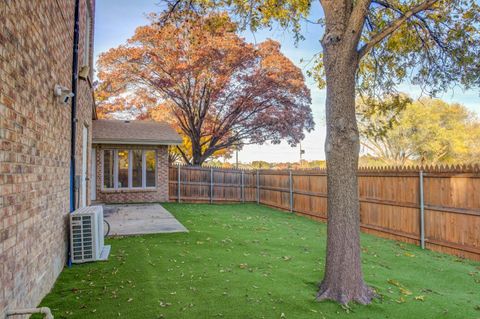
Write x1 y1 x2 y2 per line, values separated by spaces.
103 150 114 188
132 150 143 188
118 150 129 188
145 150 156 187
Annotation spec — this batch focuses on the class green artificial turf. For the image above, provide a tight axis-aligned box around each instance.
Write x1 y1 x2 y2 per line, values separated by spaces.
38 203 480 319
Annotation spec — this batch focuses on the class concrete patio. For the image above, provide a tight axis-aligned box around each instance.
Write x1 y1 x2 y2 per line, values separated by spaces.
103 204 188 236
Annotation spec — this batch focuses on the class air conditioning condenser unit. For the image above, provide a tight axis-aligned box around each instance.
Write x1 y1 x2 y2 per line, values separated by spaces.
70 205 111 263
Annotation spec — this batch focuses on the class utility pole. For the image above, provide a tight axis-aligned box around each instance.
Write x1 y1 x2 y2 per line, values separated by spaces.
299 143 305 167
233 142 241 169
235 148 239 169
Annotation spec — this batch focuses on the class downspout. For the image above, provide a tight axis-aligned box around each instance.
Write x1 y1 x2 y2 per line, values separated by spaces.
68 0 81 267
70 0 80 213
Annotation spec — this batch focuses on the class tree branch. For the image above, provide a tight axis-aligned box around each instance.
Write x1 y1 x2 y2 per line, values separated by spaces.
372 0 448 52
176 145 191 164
347 0 372 41
358 0 439 59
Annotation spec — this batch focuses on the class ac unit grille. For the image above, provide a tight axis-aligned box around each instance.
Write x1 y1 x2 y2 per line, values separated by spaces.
72 215 94 262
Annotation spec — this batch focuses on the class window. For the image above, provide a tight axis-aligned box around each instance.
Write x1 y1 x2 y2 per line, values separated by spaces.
132 150 143 188
102 149 157 189
117 150 129 188
145 150 156 187
83 2 91 66
103 150 114 188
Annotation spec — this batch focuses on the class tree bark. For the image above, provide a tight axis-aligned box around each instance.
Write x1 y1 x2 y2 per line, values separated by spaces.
317 39 375 304
191 142 203 165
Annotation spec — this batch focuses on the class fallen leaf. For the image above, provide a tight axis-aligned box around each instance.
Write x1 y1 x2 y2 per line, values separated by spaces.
400 288 412 296
387 279 401 287
159 301 172 307
340 304 351 313
415 295 425 301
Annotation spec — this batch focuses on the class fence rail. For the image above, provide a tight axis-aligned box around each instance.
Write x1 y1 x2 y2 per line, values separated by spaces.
168 165 480 261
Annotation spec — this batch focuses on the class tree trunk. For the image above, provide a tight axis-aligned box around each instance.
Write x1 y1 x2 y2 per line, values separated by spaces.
191 143 203 166
192 157 203 166
317 45 375 305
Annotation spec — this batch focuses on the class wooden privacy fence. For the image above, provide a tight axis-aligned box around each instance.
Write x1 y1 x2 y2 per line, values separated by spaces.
169 164 480 261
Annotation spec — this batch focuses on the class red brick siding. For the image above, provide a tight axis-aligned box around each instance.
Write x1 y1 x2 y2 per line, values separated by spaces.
0 0 95 316
94 144 170 203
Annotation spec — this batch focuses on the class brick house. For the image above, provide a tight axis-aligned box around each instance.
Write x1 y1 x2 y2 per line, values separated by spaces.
0 0 96 315
0 1 182 315
92 120 181 203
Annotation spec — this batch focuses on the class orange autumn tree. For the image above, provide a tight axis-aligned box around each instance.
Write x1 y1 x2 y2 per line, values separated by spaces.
138 104 232 163
96 12 314 165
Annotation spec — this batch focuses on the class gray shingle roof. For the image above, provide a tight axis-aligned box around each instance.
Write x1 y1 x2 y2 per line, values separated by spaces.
92 120 182 145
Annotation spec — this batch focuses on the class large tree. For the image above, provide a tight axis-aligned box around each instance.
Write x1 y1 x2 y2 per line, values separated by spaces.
164 0 480 304
359 97 480 165
96 13 314 165
136 104 233 163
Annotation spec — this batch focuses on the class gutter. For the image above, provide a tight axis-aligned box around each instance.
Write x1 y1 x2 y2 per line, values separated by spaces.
92 139 183 145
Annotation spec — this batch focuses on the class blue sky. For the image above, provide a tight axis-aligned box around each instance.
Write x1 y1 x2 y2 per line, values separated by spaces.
94 0 480 163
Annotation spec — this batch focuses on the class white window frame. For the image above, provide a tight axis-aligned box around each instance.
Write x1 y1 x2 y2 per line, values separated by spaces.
142 151 147 187
113 150 119 188
101 149 115 190
117 149 129 189
144 150 157 188
101 149 157 190
130 149 145 190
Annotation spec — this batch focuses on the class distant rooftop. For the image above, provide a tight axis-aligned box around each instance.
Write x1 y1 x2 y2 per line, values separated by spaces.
92 120 182 145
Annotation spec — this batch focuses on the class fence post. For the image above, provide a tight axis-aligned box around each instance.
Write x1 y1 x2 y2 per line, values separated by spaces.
289 170 293 212
210 167 214 204
419 170 425 249
241 170 245 203
177 165 181 203
256 170 260 204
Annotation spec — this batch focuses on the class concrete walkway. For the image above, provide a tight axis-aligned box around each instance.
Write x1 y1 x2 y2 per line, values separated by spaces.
103 204 188 236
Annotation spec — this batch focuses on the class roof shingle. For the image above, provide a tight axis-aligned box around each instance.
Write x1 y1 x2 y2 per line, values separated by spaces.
92 120 182 145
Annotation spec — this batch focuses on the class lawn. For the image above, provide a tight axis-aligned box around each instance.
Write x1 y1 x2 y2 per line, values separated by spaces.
38 203 480 319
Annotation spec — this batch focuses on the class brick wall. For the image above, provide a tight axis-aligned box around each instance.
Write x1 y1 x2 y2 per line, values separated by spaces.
94 144 170 203
0 0 95 316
